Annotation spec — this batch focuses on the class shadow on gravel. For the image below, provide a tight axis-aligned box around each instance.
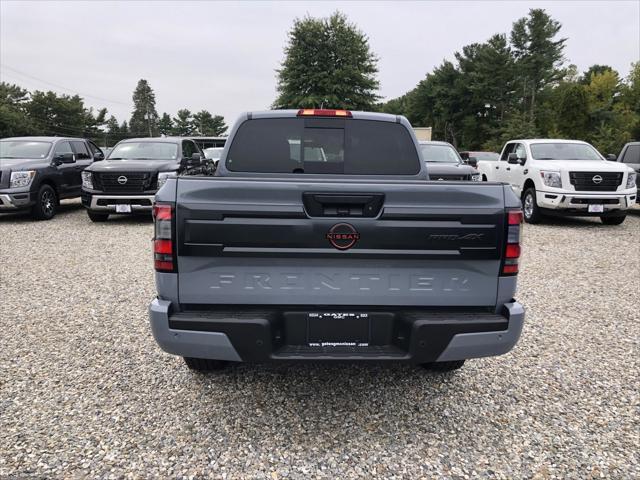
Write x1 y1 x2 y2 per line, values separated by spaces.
0 200 83 223
531 213 640 227
177 362 483 448
627 205 640 217
188 361 465 420
96 214 154 224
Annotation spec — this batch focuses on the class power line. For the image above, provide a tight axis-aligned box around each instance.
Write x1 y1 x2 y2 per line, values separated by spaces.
0 64 130 106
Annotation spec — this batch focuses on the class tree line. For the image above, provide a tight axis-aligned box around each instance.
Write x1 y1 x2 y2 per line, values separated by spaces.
2 9 638 154
0 79 228 146
274 10 639 154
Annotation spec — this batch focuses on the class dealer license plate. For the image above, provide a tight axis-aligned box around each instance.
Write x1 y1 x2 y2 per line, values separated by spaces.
115 204 132 213
588 204 604 213
307 312 370 347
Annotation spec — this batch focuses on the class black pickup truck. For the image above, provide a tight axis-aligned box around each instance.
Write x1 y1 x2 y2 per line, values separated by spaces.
617 142 640 202
81 137 205 222
149 109 525 373
0 136 103 220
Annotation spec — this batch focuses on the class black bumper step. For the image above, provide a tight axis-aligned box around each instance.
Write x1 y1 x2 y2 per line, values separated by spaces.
272 344 407 360
169 307 508 363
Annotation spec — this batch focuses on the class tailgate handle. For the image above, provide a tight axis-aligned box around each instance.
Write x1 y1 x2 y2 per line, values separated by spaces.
303 193 384 217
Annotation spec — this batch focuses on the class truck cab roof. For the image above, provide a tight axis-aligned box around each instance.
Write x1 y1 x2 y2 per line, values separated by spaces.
1 136 87 142
506 139 592 145
118 137 185 144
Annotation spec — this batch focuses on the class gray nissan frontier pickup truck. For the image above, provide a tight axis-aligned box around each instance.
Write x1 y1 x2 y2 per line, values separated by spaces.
149 109 525 373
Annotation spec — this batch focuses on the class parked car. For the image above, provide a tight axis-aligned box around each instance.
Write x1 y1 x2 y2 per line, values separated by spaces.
190 136 226 151
203 147 224 160
149 109 525 373
459 151 499 167
101 147 114 157
617 141 640 202
0 136 103 220
419 141 481 181
476 139 637 224
81 137 204 222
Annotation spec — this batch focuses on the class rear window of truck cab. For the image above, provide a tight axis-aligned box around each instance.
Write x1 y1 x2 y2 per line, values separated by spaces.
226 118 420 175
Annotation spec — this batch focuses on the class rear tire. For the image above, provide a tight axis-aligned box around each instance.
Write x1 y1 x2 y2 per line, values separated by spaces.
422 360 465 372
183 357 229 372
522 188 542 224
600 215 626 225
87 211 109 222
31 184 57 220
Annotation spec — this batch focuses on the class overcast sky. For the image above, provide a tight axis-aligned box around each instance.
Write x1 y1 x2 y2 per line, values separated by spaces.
1 0 638 127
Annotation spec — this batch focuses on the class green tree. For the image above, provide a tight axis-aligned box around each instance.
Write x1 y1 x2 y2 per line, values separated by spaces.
129 79 158 137
274 11 379 110
158 113 173 136
454 34 517 147
83 107 108 141
585 70 622 135
377 93 411 115
585 69 637 153
105 115 131 146
406 61 466 146
26 91 87 136
580 64 616 85
483 112 538 152
0 82 33 137
555 83 590 138
510 8 567 119
172 109 195 135
619 62 640 139
456 34 516 120
622 62 640 113
192 110 228 136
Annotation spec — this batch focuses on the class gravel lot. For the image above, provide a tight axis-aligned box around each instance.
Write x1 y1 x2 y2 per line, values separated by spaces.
1 200 638 479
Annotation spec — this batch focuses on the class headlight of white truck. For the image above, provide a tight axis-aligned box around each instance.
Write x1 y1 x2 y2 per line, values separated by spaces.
540 171 562 188
10 170 36 188
471 172 482 182
81 171 94 189
157 171 177 189
626 172 637 189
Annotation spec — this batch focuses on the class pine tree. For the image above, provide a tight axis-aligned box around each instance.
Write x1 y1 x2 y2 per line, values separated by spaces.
172 109 195 135
129 79 158 137
0 82 33 136
273 11 379 110
192 110 228 136
556 83 590 139
158 113 173 136
511 9 567 119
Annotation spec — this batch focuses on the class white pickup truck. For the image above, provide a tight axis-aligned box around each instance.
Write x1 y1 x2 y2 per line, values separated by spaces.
477 139 637 225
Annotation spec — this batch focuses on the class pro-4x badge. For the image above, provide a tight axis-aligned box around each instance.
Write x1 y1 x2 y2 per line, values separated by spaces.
326 223 360 250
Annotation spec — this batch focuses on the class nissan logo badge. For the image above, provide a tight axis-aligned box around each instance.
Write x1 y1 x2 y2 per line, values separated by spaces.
592 175 603 184
326 223 360 250
117 175 128 185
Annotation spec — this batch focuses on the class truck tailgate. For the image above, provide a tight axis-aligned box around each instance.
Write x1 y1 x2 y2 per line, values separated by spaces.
175 178 506 307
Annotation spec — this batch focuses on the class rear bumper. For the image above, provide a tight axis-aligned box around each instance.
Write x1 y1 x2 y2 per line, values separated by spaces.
148 299 525 363
82 191 155 212
537 190 636 214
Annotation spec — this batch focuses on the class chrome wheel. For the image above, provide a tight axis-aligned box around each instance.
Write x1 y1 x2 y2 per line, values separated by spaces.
41 190 54 217
524 193 534 219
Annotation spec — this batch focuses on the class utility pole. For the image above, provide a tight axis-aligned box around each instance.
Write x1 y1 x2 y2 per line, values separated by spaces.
146 104 152 137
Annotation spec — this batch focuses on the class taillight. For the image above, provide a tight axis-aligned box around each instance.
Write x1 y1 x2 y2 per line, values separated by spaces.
153 204 175 272
502 209 523 276
297 108 352 117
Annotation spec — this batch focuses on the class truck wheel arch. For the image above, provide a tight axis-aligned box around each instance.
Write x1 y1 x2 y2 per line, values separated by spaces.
522 178 536 199
38 179 60 203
